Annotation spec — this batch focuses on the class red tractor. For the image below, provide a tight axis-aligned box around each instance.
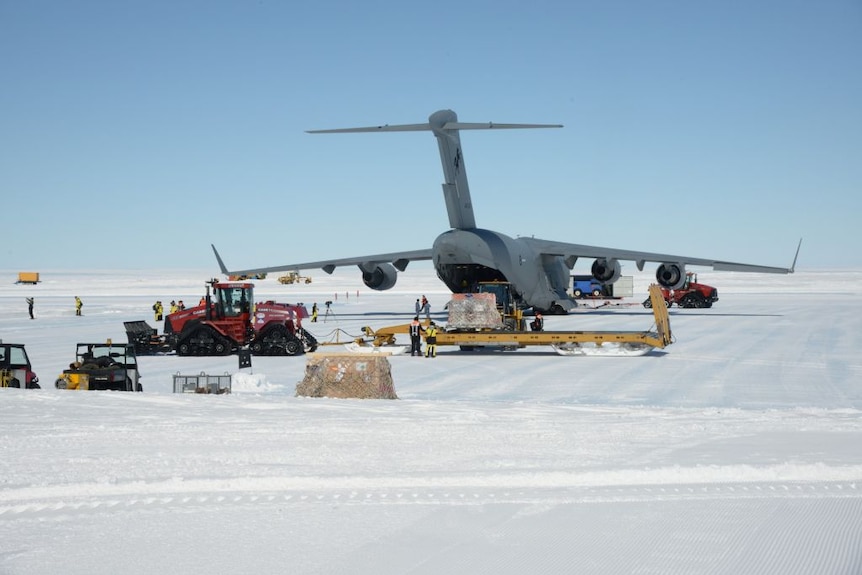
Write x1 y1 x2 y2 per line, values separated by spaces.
250 300 317 355
643 272 718 309
162 281 317 356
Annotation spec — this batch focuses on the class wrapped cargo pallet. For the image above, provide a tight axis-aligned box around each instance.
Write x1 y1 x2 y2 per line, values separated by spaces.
446 293 502 330
296 353 397 399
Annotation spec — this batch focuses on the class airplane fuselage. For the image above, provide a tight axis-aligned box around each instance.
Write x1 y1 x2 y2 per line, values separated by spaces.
433 229 573 313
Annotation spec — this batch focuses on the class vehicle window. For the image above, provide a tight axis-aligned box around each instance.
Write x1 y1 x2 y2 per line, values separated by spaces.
9 347 27 366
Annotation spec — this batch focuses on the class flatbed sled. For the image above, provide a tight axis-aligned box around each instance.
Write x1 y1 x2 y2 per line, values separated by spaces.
357 285 672 356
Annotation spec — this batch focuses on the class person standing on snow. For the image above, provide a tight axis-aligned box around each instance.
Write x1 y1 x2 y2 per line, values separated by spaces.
74 296 83 316
26 297 34 319
409 316 423 357
311 303 318 323
424 321 438 358
153 301 164 321
421 295 430 320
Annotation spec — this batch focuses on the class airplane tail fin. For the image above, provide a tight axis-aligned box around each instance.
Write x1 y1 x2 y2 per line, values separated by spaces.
790 238 802 273
308 110 562 230
211 244 230 275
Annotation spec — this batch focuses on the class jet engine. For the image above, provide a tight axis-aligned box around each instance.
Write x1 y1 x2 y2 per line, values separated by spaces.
656 263 686 289
360 263 398 291
591 258 621 284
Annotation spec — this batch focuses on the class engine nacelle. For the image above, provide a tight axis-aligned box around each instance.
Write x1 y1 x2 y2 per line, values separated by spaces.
656 263 686 289
360 263 398 291
591 258 621 284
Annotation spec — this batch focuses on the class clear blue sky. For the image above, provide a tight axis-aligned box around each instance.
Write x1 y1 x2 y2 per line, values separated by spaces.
2 1 860 271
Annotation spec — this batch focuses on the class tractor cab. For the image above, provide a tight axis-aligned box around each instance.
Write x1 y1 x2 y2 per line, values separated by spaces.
682 272 696 290
211 281 253 319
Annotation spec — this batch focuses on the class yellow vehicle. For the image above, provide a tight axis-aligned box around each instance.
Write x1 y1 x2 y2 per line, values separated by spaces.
228 272 267 281
55 342 142 391
278 271 312 284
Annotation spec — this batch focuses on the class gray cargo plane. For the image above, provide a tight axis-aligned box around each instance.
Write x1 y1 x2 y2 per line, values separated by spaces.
213 109 800 313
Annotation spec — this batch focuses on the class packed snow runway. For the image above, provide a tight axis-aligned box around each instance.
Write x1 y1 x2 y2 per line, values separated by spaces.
1 267 861 574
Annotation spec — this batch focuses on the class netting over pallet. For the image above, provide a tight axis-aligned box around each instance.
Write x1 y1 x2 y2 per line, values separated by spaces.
296 354 397 399
446 293 503 330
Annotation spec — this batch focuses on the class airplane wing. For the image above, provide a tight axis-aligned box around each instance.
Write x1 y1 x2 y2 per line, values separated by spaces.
211 244 433 276
520 238 802 274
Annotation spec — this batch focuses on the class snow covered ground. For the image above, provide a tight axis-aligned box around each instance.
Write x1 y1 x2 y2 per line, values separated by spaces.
1 267 861 574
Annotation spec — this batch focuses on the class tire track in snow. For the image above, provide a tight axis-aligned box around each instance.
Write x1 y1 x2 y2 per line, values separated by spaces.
1 481 859 520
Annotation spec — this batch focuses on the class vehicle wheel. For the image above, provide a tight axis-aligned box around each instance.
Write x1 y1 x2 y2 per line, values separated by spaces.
643 298 653 309
573 289 583 298
177 341 191 356
27 382 41 389
550 304 566 315
591 289 602 297
285 339 303 356
213 338 229 356
250 340 264 354
664 299 672 308
680 294 699 308
261 325 290 355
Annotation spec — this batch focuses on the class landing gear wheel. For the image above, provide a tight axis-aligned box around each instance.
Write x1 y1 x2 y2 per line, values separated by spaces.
549 303 566 315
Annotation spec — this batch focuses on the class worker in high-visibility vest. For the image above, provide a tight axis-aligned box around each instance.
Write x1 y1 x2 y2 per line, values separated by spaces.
74 296 83 316
424 321 438 358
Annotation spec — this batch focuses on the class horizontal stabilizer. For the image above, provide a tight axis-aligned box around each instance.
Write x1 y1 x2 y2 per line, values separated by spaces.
308 110 562 231
308 121 562 135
